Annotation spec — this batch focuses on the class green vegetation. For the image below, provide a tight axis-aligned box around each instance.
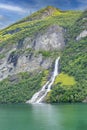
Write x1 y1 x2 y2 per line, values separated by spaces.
38 51 51 57
0 70 50 103
46 83 87 103
41 70 49 86
0 6 86 103
47 10 87 103
38 50 61 58
0 6 81 50
54 73 76 86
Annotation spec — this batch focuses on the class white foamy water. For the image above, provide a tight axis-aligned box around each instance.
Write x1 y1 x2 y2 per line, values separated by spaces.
26 57 60 104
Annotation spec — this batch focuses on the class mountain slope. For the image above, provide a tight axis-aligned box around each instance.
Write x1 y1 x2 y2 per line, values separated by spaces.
0 6 86 103
46 10 87 103
16 6 62 24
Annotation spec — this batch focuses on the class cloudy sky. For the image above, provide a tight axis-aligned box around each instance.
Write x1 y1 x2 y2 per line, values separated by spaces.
0 0 87 29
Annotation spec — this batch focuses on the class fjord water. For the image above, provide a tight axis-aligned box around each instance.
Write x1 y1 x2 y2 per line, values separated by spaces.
0 104 87 130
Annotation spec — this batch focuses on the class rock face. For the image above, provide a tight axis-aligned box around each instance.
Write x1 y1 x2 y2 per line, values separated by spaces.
76 30 87 40
0 25 65 81
34 25 65 51
0 52 53 81
24 25 65 51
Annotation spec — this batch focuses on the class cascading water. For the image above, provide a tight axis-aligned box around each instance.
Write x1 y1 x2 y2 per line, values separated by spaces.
26 57 60 104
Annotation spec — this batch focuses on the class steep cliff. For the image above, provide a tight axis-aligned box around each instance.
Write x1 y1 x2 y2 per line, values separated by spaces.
0 6 86 103
0 24 65 81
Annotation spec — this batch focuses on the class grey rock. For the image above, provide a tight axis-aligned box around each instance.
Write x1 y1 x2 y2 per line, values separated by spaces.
0 25 65 81
76 30 87 40
33 25 65 51
7 52 19 67
22 25 65 51
17 39 24 49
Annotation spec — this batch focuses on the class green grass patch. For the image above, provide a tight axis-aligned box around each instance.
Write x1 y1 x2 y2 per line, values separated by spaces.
54 73 76 86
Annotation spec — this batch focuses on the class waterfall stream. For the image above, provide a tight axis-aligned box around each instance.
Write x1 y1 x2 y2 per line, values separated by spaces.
26 57 60 104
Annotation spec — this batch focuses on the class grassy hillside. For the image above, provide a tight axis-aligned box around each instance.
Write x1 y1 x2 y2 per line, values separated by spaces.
0 6 87 103
0 6 81 50
47 10 87 103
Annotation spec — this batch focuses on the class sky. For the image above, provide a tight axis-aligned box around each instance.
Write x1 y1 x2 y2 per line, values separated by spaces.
0 0 87 29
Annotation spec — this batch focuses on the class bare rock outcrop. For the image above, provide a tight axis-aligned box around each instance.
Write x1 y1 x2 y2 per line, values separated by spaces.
0 25 65 81
76 30 87 40
23 25 65 51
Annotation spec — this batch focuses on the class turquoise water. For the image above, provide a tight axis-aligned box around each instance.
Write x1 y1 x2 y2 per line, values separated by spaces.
0 103 87 130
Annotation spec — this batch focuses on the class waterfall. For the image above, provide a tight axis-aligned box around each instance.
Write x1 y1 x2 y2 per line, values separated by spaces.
26 57 60 104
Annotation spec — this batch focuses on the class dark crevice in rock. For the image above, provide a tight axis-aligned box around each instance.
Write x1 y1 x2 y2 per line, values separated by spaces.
32 40 36 49
9 67 13 72
7 52 19 67
17 39 24 49
28 53 33 60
